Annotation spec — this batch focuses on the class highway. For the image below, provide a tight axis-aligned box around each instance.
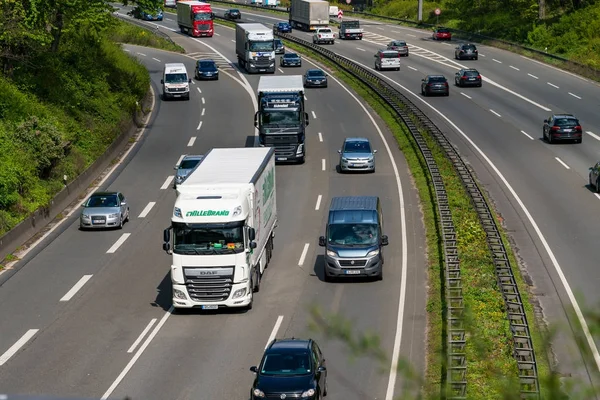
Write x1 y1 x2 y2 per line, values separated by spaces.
0 16 427 400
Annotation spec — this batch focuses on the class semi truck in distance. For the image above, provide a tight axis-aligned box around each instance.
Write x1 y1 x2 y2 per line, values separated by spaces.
162 147 277 311
177 1 214 37
255 75 309 163
236 23 276 73
289 0 330 31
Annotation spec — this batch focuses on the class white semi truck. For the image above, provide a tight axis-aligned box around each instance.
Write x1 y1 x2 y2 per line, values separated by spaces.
289 0 330 31
236 23 276 74
162 147 277 311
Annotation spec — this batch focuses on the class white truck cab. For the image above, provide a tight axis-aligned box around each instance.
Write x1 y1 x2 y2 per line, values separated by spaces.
161 63 191 101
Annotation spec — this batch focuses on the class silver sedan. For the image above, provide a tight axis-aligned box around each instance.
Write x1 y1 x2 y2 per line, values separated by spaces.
80 191 130 230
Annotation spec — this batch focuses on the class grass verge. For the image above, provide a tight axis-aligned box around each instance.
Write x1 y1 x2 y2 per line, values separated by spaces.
110 17 184 53
279 38 552 398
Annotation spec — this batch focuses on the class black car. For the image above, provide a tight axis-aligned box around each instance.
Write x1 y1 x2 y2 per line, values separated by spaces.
280 52 302 67
454 68 481 87
274 39 285 55
250 338 328 400
195 59 219 80
421 75 449 96
543 113 583 144
455 43 478 60
304 69 328 88
224 8 241 19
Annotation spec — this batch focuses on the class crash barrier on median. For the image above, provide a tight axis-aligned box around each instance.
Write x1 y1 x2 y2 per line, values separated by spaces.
114 12 176 44
267 26 541 399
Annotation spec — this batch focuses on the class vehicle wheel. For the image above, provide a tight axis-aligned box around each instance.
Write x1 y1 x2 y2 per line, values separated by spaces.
119 216 124 229
596 178 600 193
455 78 459 86
455 54 458 59
478 83 482 87
548 133 553 144
376 269 383 281
374 63 378 70
421 88 425 95
445 91 449 96
125 208 130 222
396 67 400 71
475 56 479 60
323 378 328 396
543 129 547 142
423 89 428 96
253 268 261 293
246 291 253 311
323 84 328 88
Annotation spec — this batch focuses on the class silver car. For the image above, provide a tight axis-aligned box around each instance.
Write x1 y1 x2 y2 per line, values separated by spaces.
174 154 204 188
80 191 130 230
338 137 377 173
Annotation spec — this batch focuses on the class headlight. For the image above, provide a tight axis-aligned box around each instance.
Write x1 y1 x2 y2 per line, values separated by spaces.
252 388 265 398
173 289 187 300
326 250 337 257
81 214 90 220
301 389 315 397
341 157 348 163
176 175 183 182
108 213 119 218
366 249 380 257
232 288 247 299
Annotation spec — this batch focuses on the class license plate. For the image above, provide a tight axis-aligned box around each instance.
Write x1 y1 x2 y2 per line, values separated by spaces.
202 305 218 310
344 269 361 275
174 94 181 97
259 69 266 72
277 157 288 161
563 129 572 132
469 78 475 80
93 219 105 224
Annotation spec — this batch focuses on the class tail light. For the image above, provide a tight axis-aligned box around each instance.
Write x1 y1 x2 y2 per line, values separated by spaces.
403 46 408 50
460 50 464 53
318 34 322 38
476 75 481 79
397 53 401 58
575 125 582 131
461 76 467 79
444 82 449 87
474 49 478 53
380 54 384 59
551 126 560 131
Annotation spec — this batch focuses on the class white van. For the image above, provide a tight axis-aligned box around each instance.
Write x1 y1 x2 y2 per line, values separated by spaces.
374 49 401 71
161 63 191 101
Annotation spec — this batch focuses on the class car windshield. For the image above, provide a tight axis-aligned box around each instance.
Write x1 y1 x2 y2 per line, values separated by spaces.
463 45 476 50
261 110 301 127
199 61 215 69
279 22 288 26
274 39 283 47
328 223 378 246
179 159 201 169
392 41 406 46
260 352 312 376
230 9 239 12
284 53 299 59
429 77 446 82
172 221 245 255
193 12 211 21
249 40 274 52
464 70 479 76
87 195 119 208
344 141 371 153
320 29 332 33
165 73 187 83
438 28 450 33
555 118 578 126
307 70 325 77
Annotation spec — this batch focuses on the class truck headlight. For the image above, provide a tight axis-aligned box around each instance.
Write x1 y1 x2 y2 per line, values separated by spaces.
326 250 337 257
232 288 247 299
367 249 380 257
173 289 187 299
296 144 304 155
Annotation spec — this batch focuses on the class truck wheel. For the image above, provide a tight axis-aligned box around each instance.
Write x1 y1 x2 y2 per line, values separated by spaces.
246 292 253 311
253 268 261 293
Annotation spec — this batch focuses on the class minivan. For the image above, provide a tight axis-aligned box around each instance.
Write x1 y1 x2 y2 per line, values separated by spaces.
318 196 388 281
374 49 401 71
161 63 192 101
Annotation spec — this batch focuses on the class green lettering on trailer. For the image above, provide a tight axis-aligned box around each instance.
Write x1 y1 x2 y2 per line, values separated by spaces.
185 210 230 217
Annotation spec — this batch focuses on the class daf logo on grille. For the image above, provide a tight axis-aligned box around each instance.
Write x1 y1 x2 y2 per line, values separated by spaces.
280 395 287 399
350 260 355 265
198 271 218 275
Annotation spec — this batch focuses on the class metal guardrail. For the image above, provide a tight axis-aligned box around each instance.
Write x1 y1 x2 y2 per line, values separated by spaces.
113 12 176 44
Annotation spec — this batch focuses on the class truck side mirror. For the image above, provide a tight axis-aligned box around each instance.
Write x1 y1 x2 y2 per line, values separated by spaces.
373 149 378 153
212 13 215 19
162 242 171 252
381 235 389 246
543 119 548 123
248 227 256 241
250 241 257 249
304 112 309 126
254 111 259 128
160 79 164 84
188 78 192 83
163 228 171 243
318 236 326 246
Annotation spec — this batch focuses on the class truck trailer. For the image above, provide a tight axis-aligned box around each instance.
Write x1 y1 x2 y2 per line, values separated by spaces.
254 75 309 163
236 23 276 74
177 1 214 37
162 147 277 311
289 0 330 31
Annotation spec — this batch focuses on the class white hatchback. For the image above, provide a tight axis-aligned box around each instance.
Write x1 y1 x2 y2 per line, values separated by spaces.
374 49 401 71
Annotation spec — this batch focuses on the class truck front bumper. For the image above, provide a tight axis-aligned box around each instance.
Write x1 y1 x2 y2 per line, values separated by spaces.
171 282 252 309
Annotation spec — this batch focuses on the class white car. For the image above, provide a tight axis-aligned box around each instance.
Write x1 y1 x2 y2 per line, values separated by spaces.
313 28 335 45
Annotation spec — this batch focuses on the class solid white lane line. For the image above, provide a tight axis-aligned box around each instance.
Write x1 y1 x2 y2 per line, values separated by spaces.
547 82 559 88
298 243 310 266
201 97 205 104
315 195 322 211
138 202 156 219
107 233 131 254
265 316 284 349
555 157 570 169
278 68 284 73
160 176 174 190
356 47 366 51
124 49 131 52
136 52 146 57
492 58 502 63
196 121 203 131
407 66 418 71
187 137 197 147
586 131 600 141
197 88 202 93
490 109 502 117
318 132 323 142
569 92 581 99
127 319 157 353
509 65 520 70
152 57 161 62
101 307 173 399
460 92 471 99
527 73 539 79
311 111 317 119
60 275 93 302
595 193 600 201
201 108 205 116
322 159 326 171
520 130 534 140
0 329 39 366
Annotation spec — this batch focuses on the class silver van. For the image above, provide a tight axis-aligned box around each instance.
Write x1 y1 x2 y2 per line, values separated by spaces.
318 196 389 281
374 49 401 71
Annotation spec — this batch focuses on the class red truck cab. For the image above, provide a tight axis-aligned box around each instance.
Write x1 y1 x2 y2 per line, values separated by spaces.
177 1 215 37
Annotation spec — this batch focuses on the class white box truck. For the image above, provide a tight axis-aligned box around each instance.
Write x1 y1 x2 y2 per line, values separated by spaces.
289 0 330 31
162 147 277 311
236 23 276 74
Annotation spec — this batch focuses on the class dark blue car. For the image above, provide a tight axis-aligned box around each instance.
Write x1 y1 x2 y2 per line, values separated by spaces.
274 22 292 33
141 9 163 21
195 60 219 80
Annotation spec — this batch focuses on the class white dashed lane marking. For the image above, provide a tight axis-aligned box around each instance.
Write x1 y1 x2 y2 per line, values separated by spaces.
587 131 600 141
0 329 39 366
318 132 323 142
152 57 161 62
510 65 520 70
312 111 317 119
60 275 93 302
547 82 559 88
407 66 418 71
315 195 322 211
527 73 539 79
107 234 131 254
160 176 174 190
521 130 534 140
492 58 502 63
297 243 310 266
187 137 196 147
555 157 570 169
460 92 471 99
138 202 156 218
569 92 581 99
490 109 502 117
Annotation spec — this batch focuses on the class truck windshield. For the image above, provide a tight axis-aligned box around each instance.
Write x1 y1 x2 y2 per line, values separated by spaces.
165 73 188 83
328 223 378 246
261 109 300 127
194 12 212 21
250 40 274 52
173 221 245 254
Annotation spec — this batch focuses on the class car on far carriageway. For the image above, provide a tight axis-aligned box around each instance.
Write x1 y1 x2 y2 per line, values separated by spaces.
224 8 241 19
455 43 478 60
280 52 302 67
303 69 328 88
387 40 409 56
274 21 293 33
421 75 449 96
543 113 583 144
129 6 163 21
80 191 130 230
174 155 205 188
432 27 451 40
454 68 482 87
195 59 219 80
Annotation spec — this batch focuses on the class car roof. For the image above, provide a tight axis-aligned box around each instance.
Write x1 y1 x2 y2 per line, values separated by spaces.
91 191 119 196
344 137 370 143
379 49 398 53
426 75 446 79
391 40 406 43
552 113 576 118
461 43 476 46
307 68 324 73
461 68 479 72
268 338 312 351
197 59 215 63
284 53 299 56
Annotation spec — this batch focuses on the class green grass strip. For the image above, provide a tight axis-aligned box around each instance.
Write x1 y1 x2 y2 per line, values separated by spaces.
111 17 185 53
